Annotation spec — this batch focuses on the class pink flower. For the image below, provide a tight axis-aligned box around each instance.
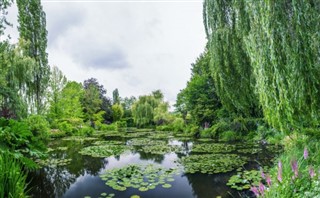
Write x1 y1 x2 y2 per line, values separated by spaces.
278 160 282 171
266 175 272 187
277 169 282 183
291 159 298 178
277 160 282 183
261 169 265 179
309 167 315 178
259 183 265 196
250 186 260 197
304 147 308 160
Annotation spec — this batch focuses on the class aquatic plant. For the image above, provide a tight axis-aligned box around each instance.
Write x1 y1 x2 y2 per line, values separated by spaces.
137 144 183 155
100 164 179 192
180 154 248 174
92 140 125 146
191 143 235 153
79 145 126 158
62 136 98 142
127 138 166 146
227 170 262 190
36 158 72 167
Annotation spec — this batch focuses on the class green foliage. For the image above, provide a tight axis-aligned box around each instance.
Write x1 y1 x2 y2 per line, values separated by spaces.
172 118 184 132
0 118 46 169
112 104 124 122
219 131 238 142
116 120 127 129
17 0 49 114
25 114 50 141
100 164 178 192
98 123 117 132
253 137 320 197
245 0 320 131
175 51 221 126
0 151 28 198
204 0 259 117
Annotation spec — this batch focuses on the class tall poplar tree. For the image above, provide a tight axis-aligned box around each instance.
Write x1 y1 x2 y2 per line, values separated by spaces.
17 0 49 114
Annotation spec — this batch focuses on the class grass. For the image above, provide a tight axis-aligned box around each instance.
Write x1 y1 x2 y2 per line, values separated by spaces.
0 152 29 198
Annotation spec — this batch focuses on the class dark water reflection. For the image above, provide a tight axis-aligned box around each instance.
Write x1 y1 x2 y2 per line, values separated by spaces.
28 136 277 198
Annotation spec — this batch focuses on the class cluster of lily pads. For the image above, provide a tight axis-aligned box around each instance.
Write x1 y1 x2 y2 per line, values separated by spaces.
92 140 124 146
62 136 98 142
191 143 236 153
100 164 179 192
137 144 183 155
127 138 166 146
227 169 262 190
180 154 248 174
36 158 72 167
79 145 127 158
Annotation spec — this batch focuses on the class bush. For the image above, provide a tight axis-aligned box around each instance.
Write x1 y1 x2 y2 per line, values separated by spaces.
0 118 45 169
116 120 127 129
99 123 117 131
172 118 185 132
219 130 238 141
57 121 74 135
156 125 174 132
78 125 94 136
25 115 50 141
0 152 28 198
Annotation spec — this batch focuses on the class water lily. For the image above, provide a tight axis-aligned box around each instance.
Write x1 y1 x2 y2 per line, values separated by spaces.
304 147 308 160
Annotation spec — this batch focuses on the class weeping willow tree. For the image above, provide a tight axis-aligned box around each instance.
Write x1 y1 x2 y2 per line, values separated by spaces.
204 0 320 131
203 0 259 117
244 0 320 131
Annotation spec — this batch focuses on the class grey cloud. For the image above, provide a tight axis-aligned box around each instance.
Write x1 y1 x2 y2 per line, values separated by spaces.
73 47 130 70
44 5 85 45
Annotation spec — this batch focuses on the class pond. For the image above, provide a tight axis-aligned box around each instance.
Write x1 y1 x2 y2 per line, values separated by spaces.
27 130 279 198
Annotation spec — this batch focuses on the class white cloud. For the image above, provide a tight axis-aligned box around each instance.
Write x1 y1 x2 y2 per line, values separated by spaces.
6 1 207 107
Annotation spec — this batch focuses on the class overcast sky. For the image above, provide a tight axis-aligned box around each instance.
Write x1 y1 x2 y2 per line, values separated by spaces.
6 0 206 107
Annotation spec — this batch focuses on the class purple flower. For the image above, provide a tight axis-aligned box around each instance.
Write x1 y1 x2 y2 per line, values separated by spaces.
266 175 272 187
261 169 265 179
309 167 315 178
250 186 260 197
304 147 308 160
259 183 265 196
277 160 282 183
278 160 282 171
277 169 282 183
291 159 298 178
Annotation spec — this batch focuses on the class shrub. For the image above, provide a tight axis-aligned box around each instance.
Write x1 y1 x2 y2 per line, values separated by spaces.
57 121 74 135
0 118 45 169
99 123 117 131
219 130 238 141
0 152 28 198
172 118 185 132
78 125 94 136
116 120 127 129
25 115 50 141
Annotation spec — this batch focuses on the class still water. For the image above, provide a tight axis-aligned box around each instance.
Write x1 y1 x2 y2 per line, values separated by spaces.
27 132 277 198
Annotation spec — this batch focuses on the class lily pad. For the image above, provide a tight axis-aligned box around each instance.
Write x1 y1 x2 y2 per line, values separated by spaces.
100 164 179 192
79 145 126 158
162 183 172 188
180 154 248 174
227 169 262 190
192 143 236 153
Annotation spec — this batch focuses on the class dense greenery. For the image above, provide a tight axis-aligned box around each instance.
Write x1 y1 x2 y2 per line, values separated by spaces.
1 0 319 197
